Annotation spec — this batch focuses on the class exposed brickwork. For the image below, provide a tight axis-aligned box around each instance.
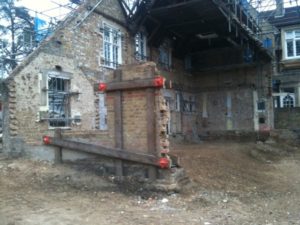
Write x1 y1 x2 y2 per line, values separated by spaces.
3 0 135 156
149 47 273 140
158 94 170 153
2 0 273 162
122 90 148 151
120 62 157 80
105 62 168 155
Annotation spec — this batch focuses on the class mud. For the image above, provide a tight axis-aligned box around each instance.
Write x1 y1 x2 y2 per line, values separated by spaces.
1 142 300 225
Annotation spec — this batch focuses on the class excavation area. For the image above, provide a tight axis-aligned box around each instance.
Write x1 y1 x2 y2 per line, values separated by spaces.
1 141 300 225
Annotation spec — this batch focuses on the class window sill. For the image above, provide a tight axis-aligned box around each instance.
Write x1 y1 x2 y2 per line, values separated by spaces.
102 65 117 70
48 127 71 130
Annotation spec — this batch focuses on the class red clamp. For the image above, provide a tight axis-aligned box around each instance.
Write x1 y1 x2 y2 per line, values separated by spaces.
98 83 107 92
153 76 164 88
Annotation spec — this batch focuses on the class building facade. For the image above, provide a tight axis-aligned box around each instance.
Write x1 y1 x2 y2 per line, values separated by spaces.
262 6 300 129
1 0 273 162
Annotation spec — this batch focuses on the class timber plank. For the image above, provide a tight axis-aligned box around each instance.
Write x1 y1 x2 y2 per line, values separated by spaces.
47 137 159 166
106 78 158 92
114 69 124 176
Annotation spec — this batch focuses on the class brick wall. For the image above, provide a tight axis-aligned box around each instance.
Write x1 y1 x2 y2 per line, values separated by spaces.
106 62 168 155
7 53 97 145
149 46 273 140
274 107 300 129
3 0 273 159
2 0 135 156
122 90 148 151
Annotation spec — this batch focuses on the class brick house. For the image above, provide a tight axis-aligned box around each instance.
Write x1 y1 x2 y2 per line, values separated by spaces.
261 5 300 129
266 6 300 108
1 0 273 165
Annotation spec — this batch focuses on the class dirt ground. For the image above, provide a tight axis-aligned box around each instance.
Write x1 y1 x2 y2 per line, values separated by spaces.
1 141 300 225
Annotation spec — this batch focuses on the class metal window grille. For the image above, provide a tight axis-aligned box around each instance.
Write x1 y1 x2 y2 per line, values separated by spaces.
48 77 71 127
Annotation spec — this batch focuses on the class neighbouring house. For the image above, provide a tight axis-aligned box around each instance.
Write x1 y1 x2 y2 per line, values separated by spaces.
261 4 300 129
1 0 273 176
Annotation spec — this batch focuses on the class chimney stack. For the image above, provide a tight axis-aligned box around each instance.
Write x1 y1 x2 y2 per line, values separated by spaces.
275 0 285 18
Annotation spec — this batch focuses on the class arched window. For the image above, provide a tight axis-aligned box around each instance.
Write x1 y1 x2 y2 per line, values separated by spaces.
283 95 294 108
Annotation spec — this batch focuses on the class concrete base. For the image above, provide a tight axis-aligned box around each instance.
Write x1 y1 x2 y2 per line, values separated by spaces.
24 145 96 162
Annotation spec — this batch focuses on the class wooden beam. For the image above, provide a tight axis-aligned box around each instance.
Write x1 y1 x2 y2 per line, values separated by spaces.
114 69 124 176
114 70 124 149
166 18 206 29
145 15 161 44
106 78 161 92
150 0 204 14
146 88 156 155
46 137 159 166
146 88 157 180
54 129 62 164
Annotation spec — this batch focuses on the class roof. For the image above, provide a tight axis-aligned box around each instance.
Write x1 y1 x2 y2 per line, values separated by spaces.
4 0 127 85
260 6 300 27
125 0 272 61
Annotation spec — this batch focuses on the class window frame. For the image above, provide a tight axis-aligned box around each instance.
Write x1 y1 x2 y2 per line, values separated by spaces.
282 94 295 108
284 29 300 60
175 92 181 112
135 31 147 61
102 22 122 69
158 40 172 69
257 99 266 112
47 75 71 128
39 70 72 129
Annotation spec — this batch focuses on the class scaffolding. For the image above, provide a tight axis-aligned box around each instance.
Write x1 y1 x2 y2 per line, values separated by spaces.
119 0 299 45
0 0 81 77
1 0 299 77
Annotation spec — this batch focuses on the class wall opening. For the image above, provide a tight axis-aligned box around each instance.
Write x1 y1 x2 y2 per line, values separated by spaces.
48 76 71 127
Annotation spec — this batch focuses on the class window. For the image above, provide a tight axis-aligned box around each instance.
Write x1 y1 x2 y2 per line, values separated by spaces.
283 94 294 108
284 29 300 59
158 40 172 69
48 76 70 127
257 100 266 111
135 31 147 61
164 97 171 134
183 96 196 113
103 23 122 68
175 92 181 112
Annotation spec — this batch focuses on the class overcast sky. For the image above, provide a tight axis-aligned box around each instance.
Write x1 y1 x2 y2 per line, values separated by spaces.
16 0 73 22
8 0 300 24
